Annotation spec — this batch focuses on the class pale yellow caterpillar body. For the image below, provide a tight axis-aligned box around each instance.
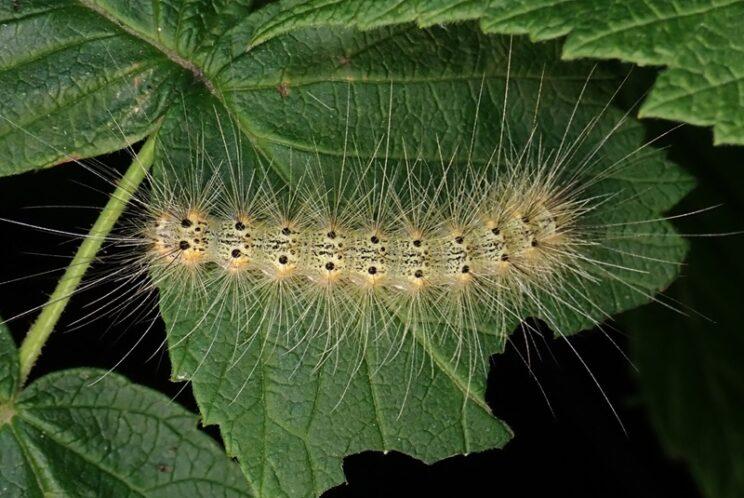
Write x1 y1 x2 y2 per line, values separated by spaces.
141 151 587 373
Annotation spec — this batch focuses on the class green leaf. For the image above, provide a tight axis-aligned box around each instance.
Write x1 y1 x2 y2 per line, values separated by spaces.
248 0 744 146
77 0 255 62
246 0 491 47
164 282 511 498
0 367 250 497
0 1 181 173
486 0 744 146
0 0 256 175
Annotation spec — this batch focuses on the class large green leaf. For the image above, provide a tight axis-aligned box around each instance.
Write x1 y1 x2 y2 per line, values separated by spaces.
249 0 744 146
0 2 694 496
0 1 180 173
485 0 744 146
0 325 250 497
0 0 256 174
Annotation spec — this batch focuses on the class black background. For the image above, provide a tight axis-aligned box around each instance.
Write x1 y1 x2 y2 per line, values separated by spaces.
2 120 739 498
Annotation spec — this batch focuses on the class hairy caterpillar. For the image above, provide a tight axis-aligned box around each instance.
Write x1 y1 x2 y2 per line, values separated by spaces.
96 84 691 418
142 132 591 377
0 61 691 413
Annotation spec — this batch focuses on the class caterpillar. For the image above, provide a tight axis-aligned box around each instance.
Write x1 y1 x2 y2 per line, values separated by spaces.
0 61 691 410
103 88 690 412
141 136 590 374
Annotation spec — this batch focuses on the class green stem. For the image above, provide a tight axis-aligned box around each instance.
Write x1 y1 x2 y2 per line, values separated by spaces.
18 136 157 386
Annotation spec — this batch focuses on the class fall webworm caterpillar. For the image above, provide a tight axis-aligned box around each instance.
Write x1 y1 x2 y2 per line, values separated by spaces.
0 53 693 418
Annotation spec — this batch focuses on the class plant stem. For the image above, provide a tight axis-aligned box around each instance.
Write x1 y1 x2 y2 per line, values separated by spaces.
17 136 157 386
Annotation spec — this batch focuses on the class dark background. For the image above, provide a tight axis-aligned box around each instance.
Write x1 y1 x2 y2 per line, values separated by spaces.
1 120 740 498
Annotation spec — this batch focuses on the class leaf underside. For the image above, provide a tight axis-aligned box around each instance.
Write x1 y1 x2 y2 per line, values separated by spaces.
250 0 744 146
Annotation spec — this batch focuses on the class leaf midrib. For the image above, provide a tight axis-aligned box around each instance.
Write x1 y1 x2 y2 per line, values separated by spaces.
0 31 119 74
7 423 52 497
222 71 619 92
